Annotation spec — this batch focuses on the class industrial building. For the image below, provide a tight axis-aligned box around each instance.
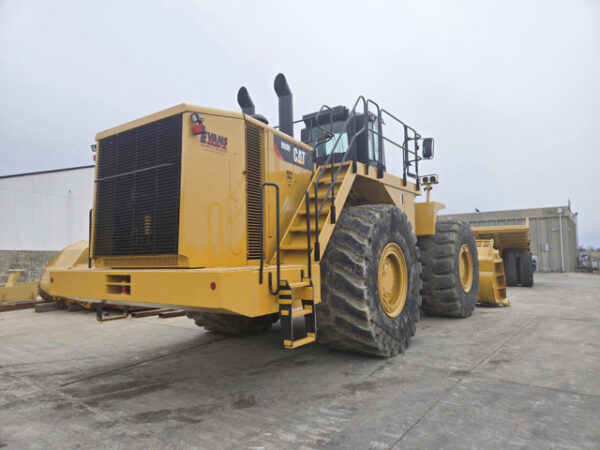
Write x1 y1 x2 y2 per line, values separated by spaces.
445 205 578 272
0 166 94 281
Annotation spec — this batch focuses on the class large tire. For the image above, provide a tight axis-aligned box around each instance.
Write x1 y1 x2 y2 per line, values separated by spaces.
518 251 534 287
317 205 421 358
186 312 279 336
418 217 479 318
504 252 518 286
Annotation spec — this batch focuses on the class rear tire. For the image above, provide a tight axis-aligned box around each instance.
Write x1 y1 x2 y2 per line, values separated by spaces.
317 205 421 358
186 312 279 336
504 252 518 286
418 218 479 318
518 251 534 287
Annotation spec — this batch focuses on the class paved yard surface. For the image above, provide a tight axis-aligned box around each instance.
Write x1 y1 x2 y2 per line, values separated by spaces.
1 273 599 449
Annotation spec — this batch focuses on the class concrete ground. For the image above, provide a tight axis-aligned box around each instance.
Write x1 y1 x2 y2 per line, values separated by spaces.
1 273 599 449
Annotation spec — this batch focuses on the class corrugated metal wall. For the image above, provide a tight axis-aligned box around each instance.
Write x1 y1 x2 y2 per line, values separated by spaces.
444 206 578 272
0 167 94 250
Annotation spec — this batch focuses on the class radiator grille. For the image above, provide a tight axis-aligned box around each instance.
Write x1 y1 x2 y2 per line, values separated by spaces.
245 123 263 259
93 114 182 257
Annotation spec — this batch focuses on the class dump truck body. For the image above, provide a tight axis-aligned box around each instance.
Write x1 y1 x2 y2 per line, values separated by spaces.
472 219 531 254
473 218 534 287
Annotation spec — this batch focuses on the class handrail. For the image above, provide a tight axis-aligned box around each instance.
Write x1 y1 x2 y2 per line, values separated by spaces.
88 209 93 268
304 191 312 281
380 108 422 189
310 96 370 260
304 96 426 261
259 182 281 295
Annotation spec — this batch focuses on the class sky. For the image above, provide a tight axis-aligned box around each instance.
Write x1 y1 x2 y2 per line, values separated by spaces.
1 0 599 246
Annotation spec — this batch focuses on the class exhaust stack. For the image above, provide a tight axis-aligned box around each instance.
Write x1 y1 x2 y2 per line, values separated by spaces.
237 87 268 124
237 87 255 115
274 73 293 137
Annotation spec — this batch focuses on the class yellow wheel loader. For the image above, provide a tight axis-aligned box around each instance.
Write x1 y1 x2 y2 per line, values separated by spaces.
44 74 481 357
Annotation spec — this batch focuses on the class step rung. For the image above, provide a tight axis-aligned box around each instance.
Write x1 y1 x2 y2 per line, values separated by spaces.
288 281 310 289
309 187 340 199
278 305 313 316
317 176 344 185
298 203 332 216
290 218 327 232
284 334 316 349
281 243 310 251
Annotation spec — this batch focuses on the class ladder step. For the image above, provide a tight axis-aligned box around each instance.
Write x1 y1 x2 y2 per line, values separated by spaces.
278 305 313 316
284 334 316 349
298 203 332 216
309 186 340 199
317 175 345 185
288 281 311 289
290 217 327 232
281 243 310 251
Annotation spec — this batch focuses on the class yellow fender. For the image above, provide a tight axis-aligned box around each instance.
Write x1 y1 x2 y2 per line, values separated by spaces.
476 239 510 306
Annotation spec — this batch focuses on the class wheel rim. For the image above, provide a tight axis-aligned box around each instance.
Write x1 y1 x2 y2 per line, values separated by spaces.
458 244 474 293
378 243 408 318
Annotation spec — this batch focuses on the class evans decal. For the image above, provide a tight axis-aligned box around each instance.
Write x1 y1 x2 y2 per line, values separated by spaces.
273 135 313 170
200 132 228 152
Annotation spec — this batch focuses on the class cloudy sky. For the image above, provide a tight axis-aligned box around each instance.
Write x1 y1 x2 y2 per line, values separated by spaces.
1 0 599 246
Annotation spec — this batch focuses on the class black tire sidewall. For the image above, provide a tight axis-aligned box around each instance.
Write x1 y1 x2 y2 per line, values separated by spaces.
365 207 420 344
519 251 534 287
455 223 479 315
504 252 518 286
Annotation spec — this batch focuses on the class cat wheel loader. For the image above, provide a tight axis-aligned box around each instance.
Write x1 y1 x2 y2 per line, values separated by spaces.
42 74 482 357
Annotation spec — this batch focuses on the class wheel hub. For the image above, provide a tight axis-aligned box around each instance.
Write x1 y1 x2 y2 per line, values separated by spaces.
378 243 408 318
458 244 474 293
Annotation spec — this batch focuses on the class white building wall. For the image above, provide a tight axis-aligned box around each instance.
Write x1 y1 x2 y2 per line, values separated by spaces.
0 167 95 250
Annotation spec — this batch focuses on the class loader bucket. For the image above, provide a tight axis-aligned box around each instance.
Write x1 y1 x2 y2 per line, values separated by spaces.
476 239 510 306
40 240 90 308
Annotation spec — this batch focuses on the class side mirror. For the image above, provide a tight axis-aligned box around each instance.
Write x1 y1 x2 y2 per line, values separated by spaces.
422 138 434 159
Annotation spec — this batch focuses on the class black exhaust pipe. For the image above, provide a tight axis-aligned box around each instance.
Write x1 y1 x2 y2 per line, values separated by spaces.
237 87 269 124
274 73 293 137
237 86 255 115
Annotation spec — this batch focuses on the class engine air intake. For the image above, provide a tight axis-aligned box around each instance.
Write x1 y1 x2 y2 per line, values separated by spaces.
245 123 263 259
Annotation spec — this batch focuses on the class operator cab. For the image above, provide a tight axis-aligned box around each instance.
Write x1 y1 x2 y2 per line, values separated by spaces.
300 106 385 171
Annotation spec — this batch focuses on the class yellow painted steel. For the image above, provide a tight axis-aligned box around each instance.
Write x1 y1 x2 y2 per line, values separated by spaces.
0 269 38 302
472 218 531 253
46 103 443 319
40 241 89 299
39 241 94 309
414 201 445 236
377 243 408 318
414 175 444 236
476 239 509 306
458 244 474 293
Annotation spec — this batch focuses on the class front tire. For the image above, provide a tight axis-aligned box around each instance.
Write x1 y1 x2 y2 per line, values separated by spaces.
317 205 421 358
418 217 479 318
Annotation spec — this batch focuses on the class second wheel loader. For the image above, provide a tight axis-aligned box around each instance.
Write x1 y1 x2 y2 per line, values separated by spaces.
42 74 481 357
